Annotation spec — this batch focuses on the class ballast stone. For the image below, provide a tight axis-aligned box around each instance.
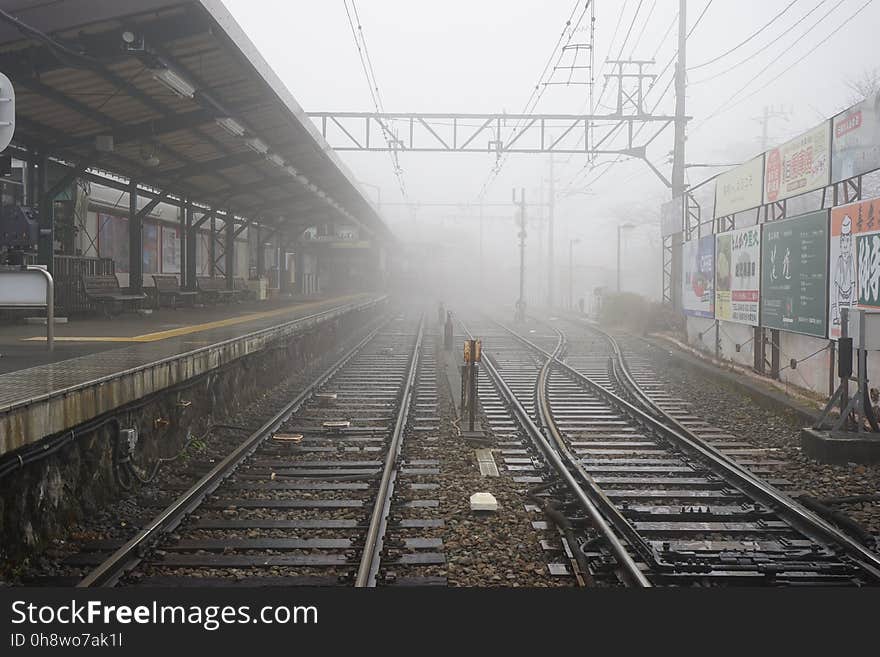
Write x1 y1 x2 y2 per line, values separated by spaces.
470 492 499 512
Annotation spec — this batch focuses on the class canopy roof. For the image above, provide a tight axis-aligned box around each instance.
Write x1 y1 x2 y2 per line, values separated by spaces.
0 0 388 238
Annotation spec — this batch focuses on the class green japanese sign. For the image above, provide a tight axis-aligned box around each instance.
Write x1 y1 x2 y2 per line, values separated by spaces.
760 210 829 338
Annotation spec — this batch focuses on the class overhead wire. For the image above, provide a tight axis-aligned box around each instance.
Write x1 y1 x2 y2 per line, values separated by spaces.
692 0 867 133
475 0 593 201
343 0 408 201
687 0 800 71
689 0 828 86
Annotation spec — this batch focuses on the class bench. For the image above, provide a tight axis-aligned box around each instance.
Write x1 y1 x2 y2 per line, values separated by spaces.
233 277 256 301
82 275 146 315
151 274 199 309
196 276 237 303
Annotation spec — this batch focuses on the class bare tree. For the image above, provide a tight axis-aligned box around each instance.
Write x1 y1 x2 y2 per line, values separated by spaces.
845 68 880 106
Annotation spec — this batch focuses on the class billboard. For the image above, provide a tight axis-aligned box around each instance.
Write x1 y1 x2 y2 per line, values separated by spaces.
829 196 880 338
660 195 684 237
714 155 764 218
763 122 831 204
715 225 761 325
682 234 715 318
760 211 829 338
832 92 880 183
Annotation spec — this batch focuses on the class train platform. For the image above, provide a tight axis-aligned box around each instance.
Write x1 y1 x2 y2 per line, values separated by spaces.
0 293 385 455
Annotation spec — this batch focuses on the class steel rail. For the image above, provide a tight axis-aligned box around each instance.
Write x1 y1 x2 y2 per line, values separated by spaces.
456 315 651 587
355 315 425 587
77 321 389 588
534 327 660 579
516 317 880 583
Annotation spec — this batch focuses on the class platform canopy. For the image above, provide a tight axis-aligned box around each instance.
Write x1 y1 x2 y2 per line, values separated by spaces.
0 0 389 238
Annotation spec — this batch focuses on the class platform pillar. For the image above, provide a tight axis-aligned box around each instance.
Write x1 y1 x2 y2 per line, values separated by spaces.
37 154 54 276
209 214 217 277
185 202 197 290
225 209 235 289
128 179 143 294
256 224 265 278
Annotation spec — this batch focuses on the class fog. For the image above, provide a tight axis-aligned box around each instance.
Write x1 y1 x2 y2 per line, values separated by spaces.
224 0 880 308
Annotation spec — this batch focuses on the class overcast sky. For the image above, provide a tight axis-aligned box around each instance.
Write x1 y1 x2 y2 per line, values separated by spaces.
222 0 880 298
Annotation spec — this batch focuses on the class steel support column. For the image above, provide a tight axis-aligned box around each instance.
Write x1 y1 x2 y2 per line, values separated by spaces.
225 209 235 289
256 224 265 278
128 179 143 294
37 154 54 275
179 201 187 287
209 215 217 277
185 202 197 290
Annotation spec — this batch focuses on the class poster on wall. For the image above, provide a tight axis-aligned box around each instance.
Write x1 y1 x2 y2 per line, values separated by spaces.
161 225 180 273
832 92 880 183
715 225 761 325
829 196 880 338
764 122 831 204
143 223 158 274
714 155 764 218
682 234 715 318
760 210 829 338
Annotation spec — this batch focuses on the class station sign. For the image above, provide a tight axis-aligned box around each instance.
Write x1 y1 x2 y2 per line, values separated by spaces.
828 196 880 338
831 91 880 183
760 210 829 338
763 121 831 204
682 234 715 319
660 196 684 237
0 72 15 152
715 225 761 326
714 155 764 218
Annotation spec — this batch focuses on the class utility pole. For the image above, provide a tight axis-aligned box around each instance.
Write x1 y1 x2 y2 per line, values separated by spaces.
671 0 687 199
755 105 790 151
479 201 484 289
513 187 527 322
548 155 555 310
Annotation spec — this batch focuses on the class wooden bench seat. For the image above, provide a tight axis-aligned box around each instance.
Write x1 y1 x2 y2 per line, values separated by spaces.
151 274 199 308
82 275 146 315
196 276 237 303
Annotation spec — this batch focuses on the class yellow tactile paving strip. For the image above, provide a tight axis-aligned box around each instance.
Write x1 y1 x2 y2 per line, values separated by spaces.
22 295 365 343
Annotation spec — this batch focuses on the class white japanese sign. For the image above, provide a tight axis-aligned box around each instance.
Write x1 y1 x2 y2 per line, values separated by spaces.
714 155 764 218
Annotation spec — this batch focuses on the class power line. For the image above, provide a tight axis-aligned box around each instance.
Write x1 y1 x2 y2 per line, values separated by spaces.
476 0 593 200
689 0 827 86
693 0 862 132
343 0 408 200
687 0 799 71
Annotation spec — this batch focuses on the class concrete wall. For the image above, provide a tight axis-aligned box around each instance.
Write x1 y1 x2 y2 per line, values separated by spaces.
683 315 873 398
0 301 385 560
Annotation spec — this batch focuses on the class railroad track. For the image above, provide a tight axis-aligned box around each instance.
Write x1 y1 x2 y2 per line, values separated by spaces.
70 312 446 587
460 312 880 586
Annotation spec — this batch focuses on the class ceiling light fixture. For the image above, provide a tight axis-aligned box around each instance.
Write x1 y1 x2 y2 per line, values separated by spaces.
216 117 246 137
268 153 285 167
246 137 269 154
150 67 196 98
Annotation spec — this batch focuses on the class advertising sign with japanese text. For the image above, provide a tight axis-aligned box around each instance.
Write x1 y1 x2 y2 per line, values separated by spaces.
829 196 880 338
714 155 764 218
763 122 831 204
832 92 880 183
760 211 829 338
682 234 715 318
715 225 761 325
